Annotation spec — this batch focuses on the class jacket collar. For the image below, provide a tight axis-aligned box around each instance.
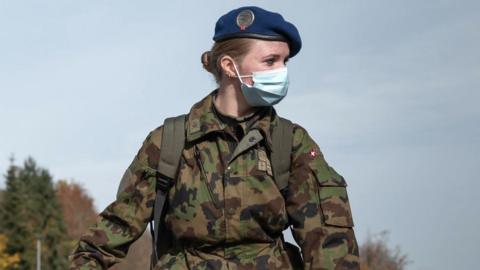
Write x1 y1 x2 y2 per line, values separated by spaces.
185 89 278 150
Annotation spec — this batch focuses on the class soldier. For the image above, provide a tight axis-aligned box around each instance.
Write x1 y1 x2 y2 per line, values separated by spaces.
70 6 360 270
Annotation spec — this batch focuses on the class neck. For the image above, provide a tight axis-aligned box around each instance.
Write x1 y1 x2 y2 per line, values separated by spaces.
214 82 256 118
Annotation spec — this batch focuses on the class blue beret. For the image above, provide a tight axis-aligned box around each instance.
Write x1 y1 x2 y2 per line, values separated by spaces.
213 6 302 57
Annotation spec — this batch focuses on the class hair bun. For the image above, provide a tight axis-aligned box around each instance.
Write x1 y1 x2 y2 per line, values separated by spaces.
201 51 213 72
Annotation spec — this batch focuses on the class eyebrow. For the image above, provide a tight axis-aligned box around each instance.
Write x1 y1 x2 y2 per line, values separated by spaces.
262 54 289 61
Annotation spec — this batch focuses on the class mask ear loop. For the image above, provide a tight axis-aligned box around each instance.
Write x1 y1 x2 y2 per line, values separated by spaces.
232 62 253 87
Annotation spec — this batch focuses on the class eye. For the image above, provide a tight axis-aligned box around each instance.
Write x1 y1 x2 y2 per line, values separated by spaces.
265 58 275 66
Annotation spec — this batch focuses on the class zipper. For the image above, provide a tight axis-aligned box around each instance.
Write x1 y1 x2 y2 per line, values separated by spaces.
194 145 220 209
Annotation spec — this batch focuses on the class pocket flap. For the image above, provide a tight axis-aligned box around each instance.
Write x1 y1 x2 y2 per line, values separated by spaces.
319 186 354 227
311 165 347 187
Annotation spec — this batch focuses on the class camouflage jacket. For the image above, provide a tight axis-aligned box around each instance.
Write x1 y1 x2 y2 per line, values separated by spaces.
70 90 360 270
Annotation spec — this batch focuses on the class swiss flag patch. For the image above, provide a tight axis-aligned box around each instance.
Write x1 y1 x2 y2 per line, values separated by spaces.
309 149 318 158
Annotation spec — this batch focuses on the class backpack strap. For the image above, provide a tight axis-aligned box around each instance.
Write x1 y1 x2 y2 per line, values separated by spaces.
272 118 304 268
157 115 187 179
271 117 294 192
150 114 186 269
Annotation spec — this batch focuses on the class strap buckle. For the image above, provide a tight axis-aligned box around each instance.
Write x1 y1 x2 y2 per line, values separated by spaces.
156 173 174 192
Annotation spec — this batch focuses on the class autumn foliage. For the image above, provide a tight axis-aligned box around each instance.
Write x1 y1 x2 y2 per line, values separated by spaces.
55 180 97 242
359 231 409 270
0 234 20 269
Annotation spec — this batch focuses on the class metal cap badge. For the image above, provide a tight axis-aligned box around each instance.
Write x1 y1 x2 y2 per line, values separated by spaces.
236 9 254 30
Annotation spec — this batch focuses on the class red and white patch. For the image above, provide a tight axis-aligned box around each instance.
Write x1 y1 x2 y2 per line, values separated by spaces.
309 149 318 158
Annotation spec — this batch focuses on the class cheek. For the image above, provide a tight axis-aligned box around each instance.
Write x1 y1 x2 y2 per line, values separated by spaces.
242 77 254 85
239 63 262 85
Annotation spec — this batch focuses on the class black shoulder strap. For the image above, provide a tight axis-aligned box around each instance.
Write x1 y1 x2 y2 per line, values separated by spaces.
271 117 294 192
150 114 186 269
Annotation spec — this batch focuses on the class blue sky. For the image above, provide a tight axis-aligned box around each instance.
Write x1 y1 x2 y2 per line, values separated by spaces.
1 1 479 269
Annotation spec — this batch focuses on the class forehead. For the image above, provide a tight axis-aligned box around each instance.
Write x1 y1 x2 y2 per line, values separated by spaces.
245 39 290 58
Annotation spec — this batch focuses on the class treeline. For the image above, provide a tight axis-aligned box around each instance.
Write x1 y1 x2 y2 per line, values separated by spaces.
0 157 409 269
0 157 150 269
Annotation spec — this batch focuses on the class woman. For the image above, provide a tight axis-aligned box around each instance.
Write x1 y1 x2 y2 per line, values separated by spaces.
70 6 360 270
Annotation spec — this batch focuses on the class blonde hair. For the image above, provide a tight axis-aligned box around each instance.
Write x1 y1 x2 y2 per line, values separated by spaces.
201 38 253 83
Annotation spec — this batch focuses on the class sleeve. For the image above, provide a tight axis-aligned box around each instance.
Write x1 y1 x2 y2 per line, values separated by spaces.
68 127 164 269
285 124 360 270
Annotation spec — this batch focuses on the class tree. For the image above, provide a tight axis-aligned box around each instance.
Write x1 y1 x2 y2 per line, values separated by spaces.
360 231 410 270
55 180 97 246
0 157 69 270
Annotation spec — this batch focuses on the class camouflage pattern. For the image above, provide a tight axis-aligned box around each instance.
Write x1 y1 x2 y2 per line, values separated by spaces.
69 89 360 270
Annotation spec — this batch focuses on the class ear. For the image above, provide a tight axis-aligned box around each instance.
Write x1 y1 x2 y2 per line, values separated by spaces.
219 55 237 79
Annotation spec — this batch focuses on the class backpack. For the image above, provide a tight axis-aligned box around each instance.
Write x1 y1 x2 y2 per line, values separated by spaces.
117 114 303 269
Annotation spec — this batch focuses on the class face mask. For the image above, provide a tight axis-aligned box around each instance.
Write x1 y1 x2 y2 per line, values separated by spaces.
233 63 289 107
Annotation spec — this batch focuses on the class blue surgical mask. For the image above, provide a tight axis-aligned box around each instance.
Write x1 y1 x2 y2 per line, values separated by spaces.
233 63 289 107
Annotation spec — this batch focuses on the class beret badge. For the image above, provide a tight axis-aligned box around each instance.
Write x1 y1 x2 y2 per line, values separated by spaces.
236 9 254 30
